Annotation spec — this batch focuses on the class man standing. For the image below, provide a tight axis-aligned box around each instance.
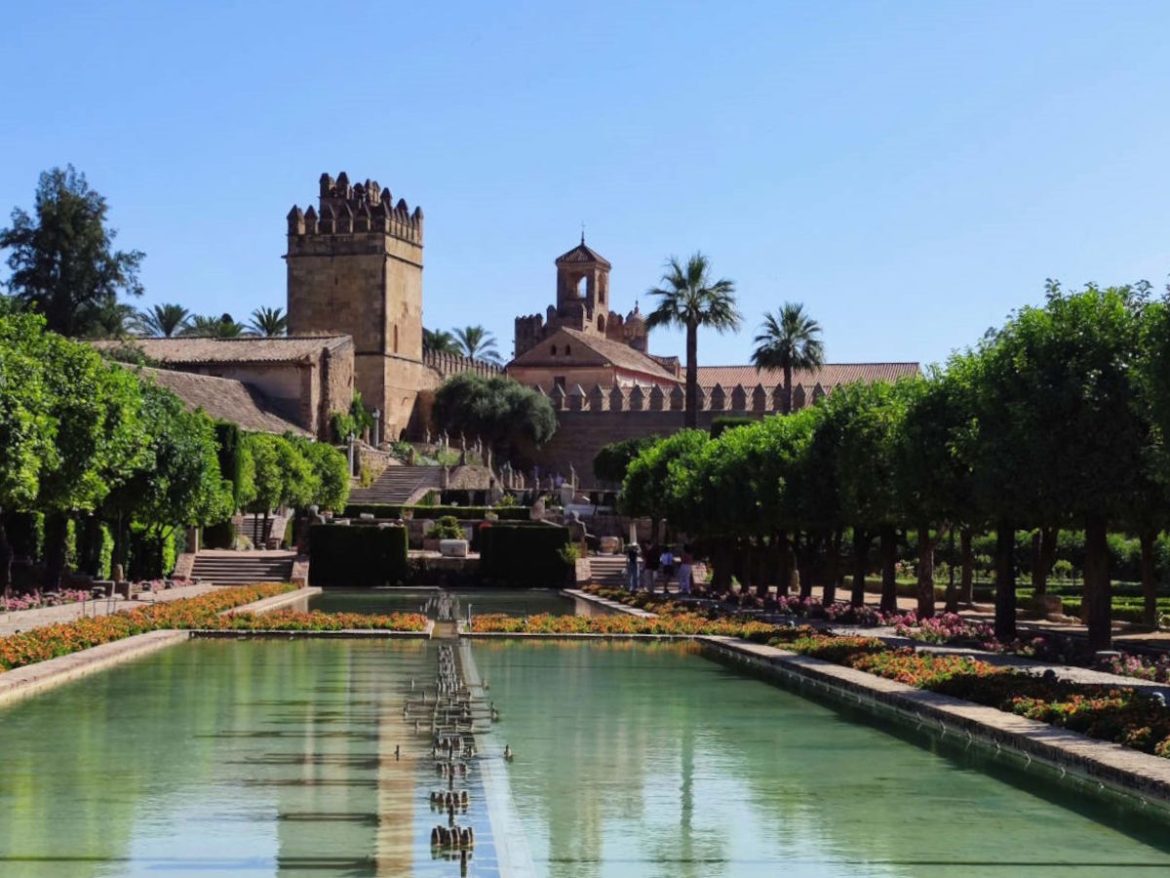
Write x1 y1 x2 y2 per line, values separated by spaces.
625 542 641 593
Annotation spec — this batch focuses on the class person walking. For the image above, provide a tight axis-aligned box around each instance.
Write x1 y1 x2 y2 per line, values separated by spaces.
642 544 659 591
659 547 675 593
677 545 694 595
625 542 641 593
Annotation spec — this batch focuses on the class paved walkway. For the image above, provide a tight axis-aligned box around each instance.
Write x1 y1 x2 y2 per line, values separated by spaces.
0 583 218 637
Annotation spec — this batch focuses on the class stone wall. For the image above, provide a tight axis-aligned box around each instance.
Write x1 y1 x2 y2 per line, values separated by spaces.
531 380 831 485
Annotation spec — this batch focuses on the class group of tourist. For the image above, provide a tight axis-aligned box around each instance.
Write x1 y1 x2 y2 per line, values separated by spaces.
624 542 694 594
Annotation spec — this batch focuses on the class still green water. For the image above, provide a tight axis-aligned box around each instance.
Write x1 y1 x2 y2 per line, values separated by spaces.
310 589 573 617
2 639 1170 877
473 639 1170 878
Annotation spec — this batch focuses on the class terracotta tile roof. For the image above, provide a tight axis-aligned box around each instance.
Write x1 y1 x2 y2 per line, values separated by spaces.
92 335 351 365
508 327 678 381
133 367 311 436
554 241 612 268
696 362 920 388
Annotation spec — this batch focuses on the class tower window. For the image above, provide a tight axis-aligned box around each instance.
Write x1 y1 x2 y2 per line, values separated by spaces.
550 344 557 355
565 344 572 355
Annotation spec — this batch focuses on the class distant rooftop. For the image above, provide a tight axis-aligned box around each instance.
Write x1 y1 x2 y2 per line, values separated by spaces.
132 366 310 436
93 335 352 365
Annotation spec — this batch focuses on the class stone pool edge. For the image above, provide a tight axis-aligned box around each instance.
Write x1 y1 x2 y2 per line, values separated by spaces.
701 635 1170 815
0 586 324 708
509 590 1170 815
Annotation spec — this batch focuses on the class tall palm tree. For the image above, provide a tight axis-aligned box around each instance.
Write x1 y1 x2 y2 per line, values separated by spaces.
248 306 288 337
134 303 190 337
454 325 501 363
751 303 824 413
644 253 741 428
182 313 246 338
423 327 461 355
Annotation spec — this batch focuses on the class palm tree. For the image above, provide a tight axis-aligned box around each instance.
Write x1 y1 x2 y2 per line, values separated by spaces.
423 327 461 355
751 303 824 413
182 313 246 338
644 253 741 428
454 325 502 363
248 306 288 337
134 303 190 337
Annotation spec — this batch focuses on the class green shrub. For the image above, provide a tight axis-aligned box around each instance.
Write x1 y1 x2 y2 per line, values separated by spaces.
309 524 409 588
426 516 463 540
478 523 569 587
203 520 237 550
710 416 755 439
5 512 43 560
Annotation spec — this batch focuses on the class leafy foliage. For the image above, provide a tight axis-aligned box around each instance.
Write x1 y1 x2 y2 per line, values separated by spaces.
0 166 144 338
432 374 556 460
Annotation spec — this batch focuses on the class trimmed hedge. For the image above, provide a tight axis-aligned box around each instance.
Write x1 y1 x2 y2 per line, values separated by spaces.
478 523 570 587
343 504 531 521
309 524 409 588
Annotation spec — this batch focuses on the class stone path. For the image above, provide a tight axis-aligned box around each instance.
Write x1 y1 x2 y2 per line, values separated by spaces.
0 583 218 637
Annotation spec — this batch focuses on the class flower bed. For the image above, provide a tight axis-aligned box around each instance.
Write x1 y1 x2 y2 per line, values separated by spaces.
213 610 428 632
467 612 777 639
1 590 92 613
0 583 296 672
772 633 1170 759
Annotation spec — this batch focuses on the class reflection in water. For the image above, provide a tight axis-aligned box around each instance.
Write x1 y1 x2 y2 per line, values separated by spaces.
0 640 473 878
472 639 1170 878
3 638 1170 877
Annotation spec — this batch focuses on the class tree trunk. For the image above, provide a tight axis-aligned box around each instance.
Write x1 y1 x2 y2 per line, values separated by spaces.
754 540 770 598
776 531 792 597
994 520 1016 641
879 524 898 614
916 524 936 618
1083 513 1112 650
797 532 815 599
851 529 868 607
712 539 732 590
960 526 974 604
1141 528 1158 629
823 528 842 605
782 364 792 415
684 322 699 429
1030 530 1044 596
944 527 958 613
0 510 11 598
44 512 69 592
1040 527 1057 594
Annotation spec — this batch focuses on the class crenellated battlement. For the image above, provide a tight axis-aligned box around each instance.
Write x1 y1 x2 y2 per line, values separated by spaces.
286 171 423 246
535 380 831 414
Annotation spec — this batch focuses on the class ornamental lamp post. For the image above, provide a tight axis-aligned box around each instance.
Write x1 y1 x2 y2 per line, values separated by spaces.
372 408 381 447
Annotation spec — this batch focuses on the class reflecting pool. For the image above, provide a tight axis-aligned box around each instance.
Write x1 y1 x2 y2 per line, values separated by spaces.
3 638 1170 877
310 589 574 618
473 639 1170 878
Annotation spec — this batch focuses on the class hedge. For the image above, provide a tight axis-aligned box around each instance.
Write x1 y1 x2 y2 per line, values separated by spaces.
309 524 409 588
343 504 531 521
478 523 569 587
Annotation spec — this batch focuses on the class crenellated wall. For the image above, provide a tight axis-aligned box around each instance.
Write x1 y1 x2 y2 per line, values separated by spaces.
529 380 832 485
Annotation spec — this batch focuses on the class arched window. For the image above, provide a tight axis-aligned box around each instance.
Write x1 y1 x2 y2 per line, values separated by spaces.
550 344 557 355
393 324 399 354
598 314 606 332
565 344 572 355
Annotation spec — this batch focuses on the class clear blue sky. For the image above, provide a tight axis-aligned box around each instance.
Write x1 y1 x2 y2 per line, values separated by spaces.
3 1 1169 368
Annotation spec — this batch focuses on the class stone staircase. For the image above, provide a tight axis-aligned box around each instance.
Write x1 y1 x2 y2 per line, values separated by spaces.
349 465 444 506
190 550 296 585
588 555 627 588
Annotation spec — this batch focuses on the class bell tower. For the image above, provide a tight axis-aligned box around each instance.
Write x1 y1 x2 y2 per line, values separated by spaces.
554 235 611 333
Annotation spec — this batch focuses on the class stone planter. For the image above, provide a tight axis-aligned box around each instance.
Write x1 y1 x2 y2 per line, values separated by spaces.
598 535 621 555
439 539 468 558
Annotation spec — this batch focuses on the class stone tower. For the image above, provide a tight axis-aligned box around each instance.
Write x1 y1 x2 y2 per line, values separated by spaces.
286 172 429 441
